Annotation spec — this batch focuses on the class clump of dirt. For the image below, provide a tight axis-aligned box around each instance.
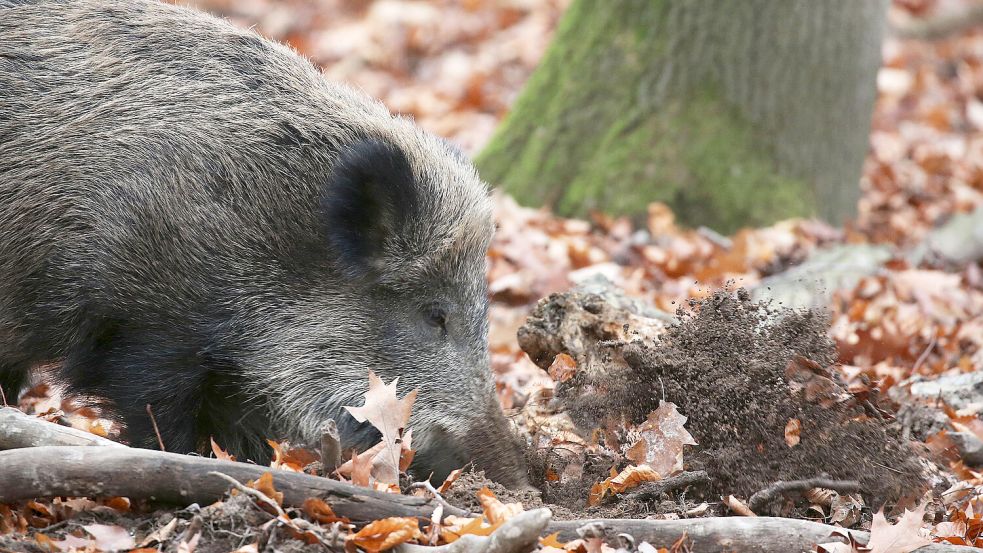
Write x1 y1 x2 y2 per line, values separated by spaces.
521 288 927 512
441 469 586 520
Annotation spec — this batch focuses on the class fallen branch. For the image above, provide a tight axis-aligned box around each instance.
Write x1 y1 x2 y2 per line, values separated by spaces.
545 517 978 553
1 409 978 552
0 407 123 449
623 470 709 502
0 445 468 523
397 508 551 553
748 478 861 514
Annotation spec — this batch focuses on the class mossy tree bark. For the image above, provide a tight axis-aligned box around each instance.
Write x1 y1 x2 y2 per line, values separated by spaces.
476 0 887 233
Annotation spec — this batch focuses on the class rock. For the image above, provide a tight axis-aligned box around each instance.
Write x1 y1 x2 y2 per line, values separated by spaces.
908 206 983 267
907 371 983 411
950 432 983 466
752 244 892 310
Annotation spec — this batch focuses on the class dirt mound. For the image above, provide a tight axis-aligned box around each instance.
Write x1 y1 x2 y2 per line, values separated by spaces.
521 288 927 512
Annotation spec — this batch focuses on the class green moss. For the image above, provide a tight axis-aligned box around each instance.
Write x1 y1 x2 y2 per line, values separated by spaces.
556 90 814 232
475 0 816 234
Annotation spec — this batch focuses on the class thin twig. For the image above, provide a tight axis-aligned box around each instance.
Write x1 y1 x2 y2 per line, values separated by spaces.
748 478 861 513
407 480 476 517
912 333 937 373
1 384 8 407
145 404 165 452
208 471 330 547
208 471 286 517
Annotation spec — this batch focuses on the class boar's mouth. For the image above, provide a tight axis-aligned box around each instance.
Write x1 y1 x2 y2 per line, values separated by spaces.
406 409 531 489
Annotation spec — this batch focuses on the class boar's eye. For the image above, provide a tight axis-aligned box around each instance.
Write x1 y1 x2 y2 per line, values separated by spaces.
425 305 448 332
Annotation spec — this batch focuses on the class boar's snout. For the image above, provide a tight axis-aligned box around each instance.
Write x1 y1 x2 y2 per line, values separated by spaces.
410 400 530 490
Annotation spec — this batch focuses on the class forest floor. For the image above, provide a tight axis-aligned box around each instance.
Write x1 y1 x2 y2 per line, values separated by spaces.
4 0 983 552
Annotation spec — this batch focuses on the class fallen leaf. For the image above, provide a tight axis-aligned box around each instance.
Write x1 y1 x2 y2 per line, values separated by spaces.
345 371 418 485
79 524 136 551
588 465 661 505
245 472 283 507
349 517 422 552
539 532 565 547
437 468 463 494
477 486 524 525
625 401 696 475
785 418 801 447
302 498 347 524
351 449 373 487
210 437 236 461
866 500 931 553
138 518 179 547
440 515 497 543
548 353 577 382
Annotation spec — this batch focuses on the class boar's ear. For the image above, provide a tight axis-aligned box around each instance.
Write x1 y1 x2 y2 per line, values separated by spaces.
321 139 419 277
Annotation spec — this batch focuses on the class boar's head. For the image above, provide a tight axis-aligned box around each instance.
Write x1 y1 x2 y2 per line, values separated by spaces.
252 133 529 489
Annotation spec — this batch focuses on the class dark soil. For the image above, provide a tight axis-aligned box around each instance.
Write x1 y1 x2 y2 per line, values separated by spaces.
519 288 928 515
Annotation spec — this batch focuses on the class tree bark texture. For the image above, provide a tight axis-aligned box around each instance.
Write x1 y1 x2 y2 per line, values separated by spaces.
477 0 887 233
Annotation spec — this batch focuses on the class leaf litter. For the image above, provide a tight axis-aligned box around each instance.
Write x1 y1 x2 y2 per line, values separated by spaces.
4 0 983 550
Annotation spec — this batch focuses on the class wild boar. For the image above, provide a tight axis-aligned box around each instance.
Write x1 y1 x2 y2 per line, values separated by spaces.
0 0 528 487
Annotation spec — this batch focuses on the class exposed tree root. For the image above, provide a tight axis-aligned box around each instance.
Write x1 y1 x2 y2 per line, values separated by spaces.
0 445 468 523
0 406 123 449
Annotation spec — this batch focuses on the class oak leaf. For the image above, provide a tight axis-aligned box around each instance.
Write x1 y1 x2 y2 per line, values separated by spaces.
866 500 931 553
625 401 697 475
345 371 418 485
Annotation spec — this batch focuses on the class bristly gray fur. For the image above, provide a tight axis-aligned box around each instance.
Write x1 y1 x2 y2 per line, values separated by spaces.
0 0 527 486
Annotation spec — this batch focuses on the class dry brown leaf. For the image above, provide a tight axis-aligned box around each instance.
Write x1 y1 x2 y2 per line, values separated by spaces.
302 498 347 524
349 517 422 552
548 353 577 382
866 500 931 553
477 486 524 525
785 418 802 447
351 449 373 487
588 465 661 506
625 401 697 475
829 493 864 527
345 371 418 485
266 440 317 472
210 437 236 462
437 468 463 494
46 533 91 552
539 532 565 547
245 472 283 507
138 518 179 548
440 515 497 543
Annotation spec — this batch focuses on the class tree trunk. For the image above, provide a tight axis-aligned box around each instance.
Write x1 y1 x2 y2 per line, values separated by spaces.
476 0 887 233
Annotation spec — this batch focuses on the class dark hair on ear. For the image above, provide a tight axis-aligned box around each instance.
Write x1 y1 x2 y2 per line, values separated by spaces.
321 138 419 278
